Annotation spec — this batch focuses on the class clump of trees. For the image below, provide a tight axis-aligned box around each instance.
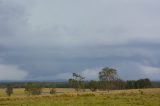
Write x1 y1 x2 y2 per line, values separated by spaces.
68 67 125 92
125 78 151 89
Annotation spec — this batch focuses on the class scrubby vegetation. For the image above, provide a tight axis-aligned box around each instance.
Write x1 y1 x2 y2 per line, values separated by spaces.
0 88 159 106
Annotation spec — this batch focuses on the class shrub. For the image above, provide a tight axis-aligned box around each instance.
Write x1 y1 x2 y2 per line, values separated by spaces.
50 88 56 94
31 88 42 95
6 85 13 96
139 90 144 95
25 82 42 95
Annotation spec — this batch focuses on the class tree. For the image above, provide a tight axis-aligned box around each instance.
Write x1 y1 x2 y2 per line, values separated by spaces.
68 73 85 91
89 80 98 92
6 85 13 96
99 67 119 92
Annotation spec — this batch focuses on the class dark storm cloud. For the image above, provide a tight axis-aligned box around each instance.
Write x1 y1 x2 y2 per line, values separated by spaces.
0 0 160 80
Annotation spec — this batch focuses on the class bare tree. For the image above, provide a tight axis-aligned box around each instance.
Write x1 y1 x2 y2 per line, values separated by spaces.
68 73 85 91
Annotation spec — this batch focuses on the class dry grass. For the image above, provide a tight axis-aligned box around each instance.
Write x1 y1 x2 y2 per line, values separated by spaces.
0 88 159 106
0 88 160 97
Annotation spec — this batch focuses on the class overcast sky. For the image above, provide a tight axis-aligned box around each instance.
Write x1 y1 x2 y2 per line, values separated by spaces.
0 0 160 81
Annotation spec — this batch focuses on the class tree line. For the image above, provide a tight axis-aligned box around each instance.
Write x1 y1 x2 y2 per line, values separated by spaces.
68 67 152 92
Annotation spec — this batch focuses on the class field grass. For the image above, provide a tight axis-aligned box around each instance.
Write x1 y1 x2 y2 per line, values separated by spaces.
0 88 160 106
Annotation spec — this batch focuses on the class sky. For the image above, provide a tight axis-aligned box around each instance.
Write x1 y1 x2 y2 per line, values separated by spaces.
0 0 160 81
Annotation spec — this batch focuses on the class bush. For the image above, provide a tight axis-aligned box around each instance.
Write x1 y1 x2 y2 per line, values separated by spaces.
31 88 42 95
6 85 13 96
50 88 56 94
25 82 42 95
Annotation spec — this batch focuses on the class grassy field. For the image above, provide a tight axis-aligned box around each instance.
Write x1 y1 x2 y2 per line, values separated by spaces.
0 88 160 106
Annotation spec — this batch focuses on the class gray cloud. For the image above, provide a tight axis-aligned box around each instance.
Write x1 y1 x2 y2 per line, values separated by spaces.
0 64 28 80
0 0 160 80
